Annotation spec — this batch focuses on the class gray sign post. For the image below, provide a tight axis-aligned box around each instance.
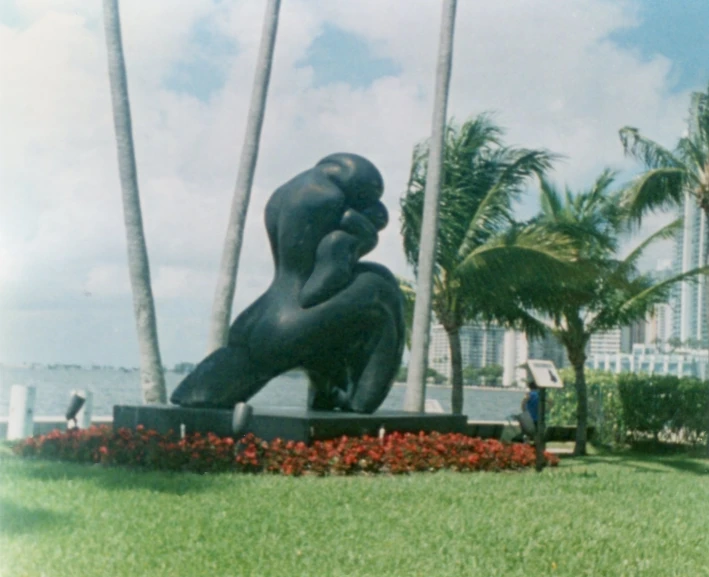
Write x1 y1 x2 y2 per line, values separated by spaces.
524 360 563 471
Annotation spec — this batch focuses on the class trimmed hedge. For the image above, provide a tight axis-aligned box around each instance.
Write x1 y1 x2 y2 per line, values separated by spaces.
547 369 709 446
617 374 708 443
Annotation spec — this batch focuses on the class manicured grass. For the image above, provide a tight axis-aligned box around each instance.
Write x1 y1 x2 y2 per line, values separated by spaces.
1 450 708 577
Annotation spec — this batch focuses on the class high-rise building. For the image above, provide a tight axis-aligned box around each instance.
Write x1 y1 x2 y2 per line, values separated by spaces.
587 320 647 357
501 329 567 387
671 192 708 346
646 302 673 350
428 323 505 380
588 329 623 356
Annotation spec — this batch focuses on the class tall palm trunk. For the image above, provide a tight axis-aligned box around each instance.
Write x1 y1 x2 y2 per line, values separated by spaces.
207 0 281 353
570 355 589 456
103 0 166 404
703 204 709 454
404 0 458 412
564 320 589 456
445 324 464 414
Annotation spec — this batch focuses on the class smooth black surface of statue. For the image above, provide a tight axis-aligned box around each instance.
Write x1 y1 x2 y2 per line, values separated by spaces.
170 153 405 413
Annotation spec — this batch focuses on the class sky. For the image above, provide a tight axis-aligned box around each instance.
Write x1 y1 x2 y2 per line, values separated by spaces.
0 0 707 367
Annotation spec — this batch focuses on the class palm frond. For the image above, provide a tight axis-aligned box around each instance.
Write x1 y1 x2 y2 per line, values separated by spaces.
455 149 557 257
585 168 618 209
538 176 563 219
619 126 684 169
688 83 709 153
595 219 683 300
535 170 621 256
590 265 709 332
458 114 504 151
456 225 580 309
621 167 687 223
676 135 707 180
620 218 683 272
479 303 551 340
397 277 417 348
493 148 558 192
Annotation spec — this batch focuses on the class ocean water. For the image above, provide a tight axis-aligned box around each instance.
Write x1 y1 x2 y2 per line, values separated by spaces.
0 366 525 422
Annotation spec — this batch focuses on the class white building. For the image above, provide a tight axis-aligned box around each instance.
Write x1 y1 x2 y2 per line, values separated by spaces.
501 329 567 387
646 302 673 349
671 192 708 346
588 329 623 356
587 344 709 379
428 323 505 381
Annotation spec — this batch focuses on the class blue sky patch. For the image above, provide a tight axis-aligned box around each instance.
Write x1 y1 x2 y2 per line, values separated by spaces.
163 17 238 102
610 0 709 92
297 24 401 89
0 0 30 29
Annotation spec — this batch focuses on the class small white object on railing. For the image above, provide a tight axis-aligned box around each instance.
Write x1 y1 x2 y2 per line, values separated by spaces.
8 384 36 440
72 389 93 429
424 399 444 414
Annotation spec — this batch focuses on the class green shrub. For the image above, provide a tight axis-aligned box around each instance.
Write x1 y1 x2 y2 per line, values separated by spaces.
675 377 709 443
618 374 677 441
547 370 709 447
618 374 708 444
547 369 624 447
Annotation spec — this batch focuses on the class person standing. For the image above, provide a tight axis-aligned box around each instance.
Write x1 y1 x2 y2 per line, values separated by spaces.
522 380 541 425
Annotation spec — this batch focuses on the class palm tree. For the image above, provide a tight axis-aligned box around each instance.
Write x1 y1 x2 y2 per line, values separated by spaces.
619 83 709 345
103 0 166 404
207 0 281 353
404 0 458 412
401 115 574 415
527 171 709 455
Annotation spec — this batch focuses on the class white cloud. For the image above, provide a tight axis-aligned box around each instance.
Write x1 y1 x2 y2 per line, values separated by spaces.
0 0 699 364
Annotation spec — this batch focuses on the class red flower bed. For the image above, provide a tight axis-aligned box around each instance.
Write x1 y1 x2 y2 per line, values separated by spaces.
12 426 558 476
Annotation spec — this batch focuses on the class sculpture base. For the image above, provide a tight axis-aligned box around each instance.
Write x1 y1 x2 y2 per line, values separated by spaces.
113 405 468 443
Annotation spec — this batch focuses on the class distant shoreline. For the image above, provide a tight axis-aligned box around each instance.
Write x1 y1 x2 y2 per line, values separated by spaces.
0 365 525 392
393 381 525 392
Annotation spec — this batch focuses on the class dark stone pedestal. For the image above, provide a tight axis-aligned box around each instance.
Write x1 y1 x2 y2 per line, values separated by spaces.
113 405 468 443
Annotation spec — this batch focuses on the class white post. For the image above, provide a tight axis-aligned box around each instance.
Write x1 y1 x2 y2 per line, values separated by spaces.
7 385 36 440
502 330 517 387
72 389 94 429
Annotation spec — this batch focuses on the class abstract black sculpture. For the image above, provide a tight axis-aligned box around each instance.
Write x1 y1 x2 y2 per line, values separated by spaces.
170 153 405 413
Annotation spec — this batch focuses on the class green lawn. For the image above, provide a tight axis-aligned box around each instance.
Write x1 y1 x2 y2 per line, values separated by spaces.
1 450 708 577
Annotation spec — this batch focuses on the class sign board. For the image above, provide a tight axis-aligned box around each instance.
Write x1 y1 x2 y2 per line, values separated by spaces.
524 359 564 389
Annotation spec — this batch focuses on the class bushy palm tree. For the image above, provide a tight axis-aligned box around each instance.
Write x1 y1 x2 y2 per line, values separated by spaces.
527 171 709 455
619 84 709 346
400 115 574 414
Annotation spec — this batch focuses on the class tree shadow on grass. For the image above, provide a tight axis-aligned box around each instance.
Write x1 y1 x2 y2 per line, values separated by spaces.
569 452 709 477
1 456 222 496
0 498 71 536
654 457 709 476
